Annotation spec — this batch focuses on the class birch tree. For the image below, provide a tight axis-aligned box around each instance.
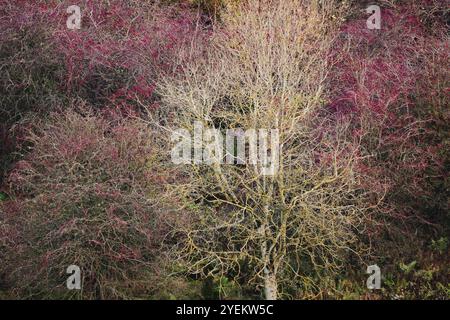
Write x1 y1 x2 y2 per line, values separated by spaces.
159 0 372 299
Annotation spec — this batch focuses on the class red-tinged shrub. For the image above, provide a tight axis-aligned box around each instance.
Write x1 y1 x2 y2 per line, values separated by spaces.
0 0 64 121
0 0 208 113
0 0 209 188
49 0 209 110
327 1 449 242
0 107 179 299
0 1 62 184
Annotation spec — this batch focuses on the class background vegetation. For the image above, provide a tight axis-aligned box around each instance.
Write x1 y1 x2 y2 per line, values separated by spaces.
0 0 448 299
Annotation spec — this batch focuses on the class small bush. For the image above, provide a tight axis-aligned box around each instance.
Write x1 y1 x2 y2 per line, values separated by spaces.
1 107 176 299
0 0 65 123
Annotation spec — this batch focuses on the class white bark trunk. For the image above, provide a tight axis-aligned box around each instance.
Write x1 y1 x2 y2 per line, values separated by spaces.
264 272 278 300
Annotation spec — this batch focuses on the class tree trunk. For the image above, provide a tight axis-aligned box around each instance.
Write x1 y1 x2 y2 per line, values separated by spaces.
264 272 278 300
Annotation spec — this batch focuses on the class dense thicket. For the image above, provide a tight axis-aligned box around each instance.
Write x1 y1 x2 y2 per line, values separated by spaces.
0 0 448 299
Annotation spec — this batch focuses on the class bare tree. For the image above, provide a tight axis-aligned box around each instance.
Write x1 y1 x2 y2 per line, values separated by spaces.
158 0 372 299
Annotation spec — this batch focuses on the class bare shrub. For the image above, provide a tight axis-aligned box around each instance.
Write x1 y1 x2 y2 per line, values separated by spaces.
0 106 177 299
327 0 449 244
51 0 208 110
0 0 65 123
0 0 208 210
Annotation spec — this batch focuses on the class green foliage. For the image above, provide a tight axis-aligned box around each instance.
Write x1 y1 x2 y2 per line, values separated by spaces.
201 276 242 299
431 238 448 255
0 192 7 202
399 261 417 275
